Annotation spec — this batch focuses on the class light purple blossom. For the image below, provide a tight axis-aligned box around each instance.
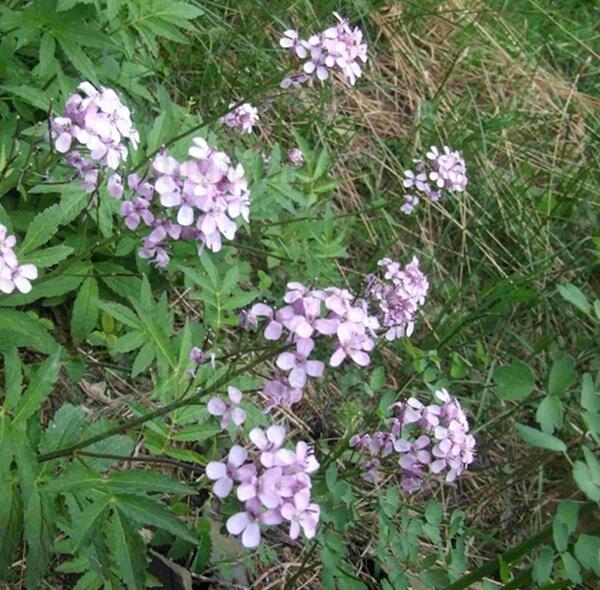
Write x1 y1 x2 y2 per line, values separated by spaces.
220 102 259 134
48 82 139 192
287 148 305 166
0 225 38 295
401 146 468 213
206 445 249 498
276 339 325 388
207 387 247 430
280 13 368 87
352 389 475 493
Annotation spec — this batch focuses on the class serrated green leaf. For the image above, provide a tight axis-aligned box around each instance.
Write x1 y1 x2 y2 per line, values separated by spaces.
3 347 22 411
1 84 49 110
132 342 155 377
0 310 57 353
112 330 145 354
13 347 62 423
0 477 23 579
97 301 140 329
18 204 63 255
115 494 197 545
39 403 86 455
190 518 212 574
107 471 193 495
72 494 110 550
109 508 146 590
42 470 104 494
493 361 535 400
60 186 89 224
514 423 566 452
21 245 74 268
57 37 99 84
72 277 99 343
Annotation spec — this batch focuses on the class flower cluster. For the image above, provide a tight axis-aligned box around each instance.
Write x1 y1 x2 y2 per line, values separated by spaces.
106 137 250 266
48 82 139 192
244 281 379 411
351 389 475 492
287 148 305 166
401 146 468 214
220 103 259 134
280 12 368 87
0 225 38 294
205 426 320 548
366 257 429 341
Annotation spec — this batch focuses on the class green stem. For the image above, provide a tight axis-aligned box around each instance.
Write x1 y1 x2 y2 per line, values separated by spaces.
444 503 596 590
37 345 284 463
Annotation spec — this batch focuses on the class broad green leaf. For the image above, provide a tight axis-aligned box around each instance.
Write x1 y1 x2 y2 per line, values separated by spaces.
18 204 63 255
548 355 576 396
493 361 535 401
115 493 198 544
108 509 146 590
556 500 580 534
107 471 193 495
572 446 600 501
557 283 591 315
39 403 86 455
13 347 62 423
72 276 99 343
514 423 566 452
73 570 103 590
574 534 600 576
3 347 22 411
21 245 74 268
561 552 582 584
535 396 562 433
581 373 599 412
532 545 554 585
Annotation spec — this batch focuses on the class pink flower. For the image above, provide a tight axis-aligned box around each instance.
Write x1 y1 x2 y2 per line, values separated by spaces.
207 387 246 430
206 445 248 498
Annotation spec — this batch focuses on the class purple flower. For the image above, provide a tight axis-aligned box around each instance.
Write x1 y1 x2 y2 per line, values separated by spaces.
226 498 282 549
262 377 303 412
207 387 246 430
276 339 325 388
280 14 367 87
287 148 305 166
220 102 259 134
330 322 374 367
206 445 248 498
0 261 38 294
249 425 286 468
107 174 124 199
280 494 320 540
120 198 154 230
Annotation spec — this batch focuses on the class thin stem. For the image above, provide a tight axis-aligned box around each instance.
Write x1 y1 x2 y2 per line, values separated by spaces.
37 345 285 463
444 502 596 590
